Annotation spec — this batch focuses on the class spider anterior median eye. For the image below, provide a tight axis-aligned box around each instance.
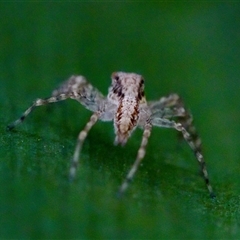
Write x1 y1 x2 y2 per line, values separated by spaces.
114 75 119 81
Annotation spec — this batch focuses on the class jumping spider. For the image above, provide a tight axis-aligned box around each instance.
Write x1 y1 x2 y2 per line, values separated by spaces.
7 72 215 197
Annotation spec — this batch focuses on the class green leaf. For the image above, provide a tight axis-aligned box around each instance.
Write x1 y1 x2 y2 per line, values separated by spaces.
1 2 240 239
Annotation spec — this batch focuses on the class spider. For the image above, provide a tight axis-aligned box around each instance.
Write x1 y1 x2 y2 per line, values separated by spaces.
7 72 215 198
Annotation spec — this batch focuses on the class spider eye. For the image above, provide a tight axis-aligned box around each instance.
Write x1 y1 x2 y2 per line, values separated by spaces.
114 75 119 81
111 72 120 82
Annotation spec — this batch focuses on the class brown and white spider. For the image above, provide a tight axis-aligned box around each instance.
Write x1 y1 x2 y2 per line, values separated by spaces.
7 72 215 197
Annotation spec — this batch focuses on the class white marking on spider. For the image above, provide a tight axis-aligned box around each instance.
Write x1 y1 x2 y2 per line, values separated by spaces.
7 72 215 198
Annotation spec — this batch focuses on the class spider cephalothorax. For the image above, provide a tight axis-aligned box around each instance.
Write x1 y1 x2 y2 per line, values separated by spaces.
8 72 215 198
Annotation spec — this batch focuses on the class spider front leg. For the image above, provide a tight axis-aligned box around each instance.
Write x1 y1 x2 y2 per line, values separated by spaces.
69 112 99 181
151 117 215 198
118 123 152 197
7 94 70 131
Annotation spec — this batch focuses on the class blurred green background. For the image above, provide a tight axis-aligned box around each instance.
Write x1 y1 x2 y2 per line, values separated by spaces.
1 2 240 239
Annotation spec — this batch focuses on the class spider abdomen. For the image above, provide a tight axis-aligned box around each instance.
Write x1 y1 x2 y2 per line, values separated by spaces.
114 97 139 145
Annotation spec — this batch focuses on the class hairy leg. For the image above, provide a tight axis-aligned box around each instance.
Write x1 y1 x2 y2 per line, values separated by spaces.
118 122 152 197
7 94 70 130
69 112 99 181
151 117 215 198
150 94 201 151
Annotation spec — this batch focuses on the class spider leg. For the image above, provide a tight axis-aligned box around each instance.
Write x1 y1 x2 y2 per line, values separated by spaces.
52 75 106 112
151 117 215 198
8 75 106 131
174 122 215 197
148 93 186 116
150 94 208 184
149 93 200 147
69 112 99 181
7 94 70 130
118 123 152 197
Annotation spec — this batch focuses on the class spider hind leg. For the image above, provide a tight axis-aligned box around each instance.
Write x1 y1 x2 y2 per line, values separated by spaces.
150 94 215 198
